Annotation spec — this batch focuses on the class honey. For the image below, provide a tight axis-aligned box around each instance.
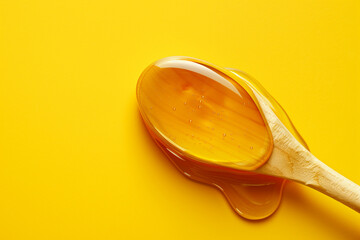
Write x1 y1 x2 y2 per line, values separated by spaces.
137 56 308 220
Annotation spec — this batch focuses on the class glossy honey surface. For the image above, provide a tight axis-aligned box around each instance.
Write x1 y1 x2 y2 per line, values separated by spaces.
137 57 273 171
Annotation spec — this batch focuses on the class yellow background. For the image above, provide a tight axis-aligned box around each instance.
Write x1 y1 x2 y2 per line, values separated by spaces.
1 0 359 239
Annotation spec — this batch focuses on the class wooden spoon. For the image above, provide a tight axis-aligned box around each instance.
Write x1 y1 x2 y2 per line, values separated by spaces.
137 56 360 213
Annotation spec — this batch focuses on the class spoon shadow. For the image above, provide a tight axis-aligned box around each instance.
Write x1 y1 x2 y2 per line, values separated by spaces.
136 109 360 238
282 181 360 239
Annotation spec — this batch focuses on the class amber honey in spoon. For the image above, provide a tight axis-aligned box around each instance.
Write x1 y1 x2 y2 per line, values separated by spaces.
136 56 360 219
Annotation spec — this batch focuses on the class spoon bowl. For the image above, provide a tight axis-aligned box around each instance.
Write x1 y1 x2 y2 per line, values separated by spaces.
137 57 273 170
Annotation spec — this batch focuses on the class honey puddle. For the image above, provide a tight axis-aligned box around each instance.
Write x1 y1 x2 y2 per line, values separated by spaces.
137 57 308 220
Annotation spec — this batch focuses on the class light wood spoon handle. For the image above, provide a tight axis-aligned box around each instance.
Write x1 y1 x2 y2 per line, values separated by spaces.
253 91 360 212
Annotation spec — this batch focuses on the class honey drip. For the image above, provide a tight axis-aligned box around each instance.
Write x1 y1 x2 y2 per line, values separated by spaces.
137 57 308 220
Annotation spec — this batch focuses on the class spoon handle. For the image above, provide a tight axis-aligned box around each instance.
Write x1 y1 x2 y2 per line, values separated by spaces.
253 90 360 212
303 153 360 212
258 146 360 213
